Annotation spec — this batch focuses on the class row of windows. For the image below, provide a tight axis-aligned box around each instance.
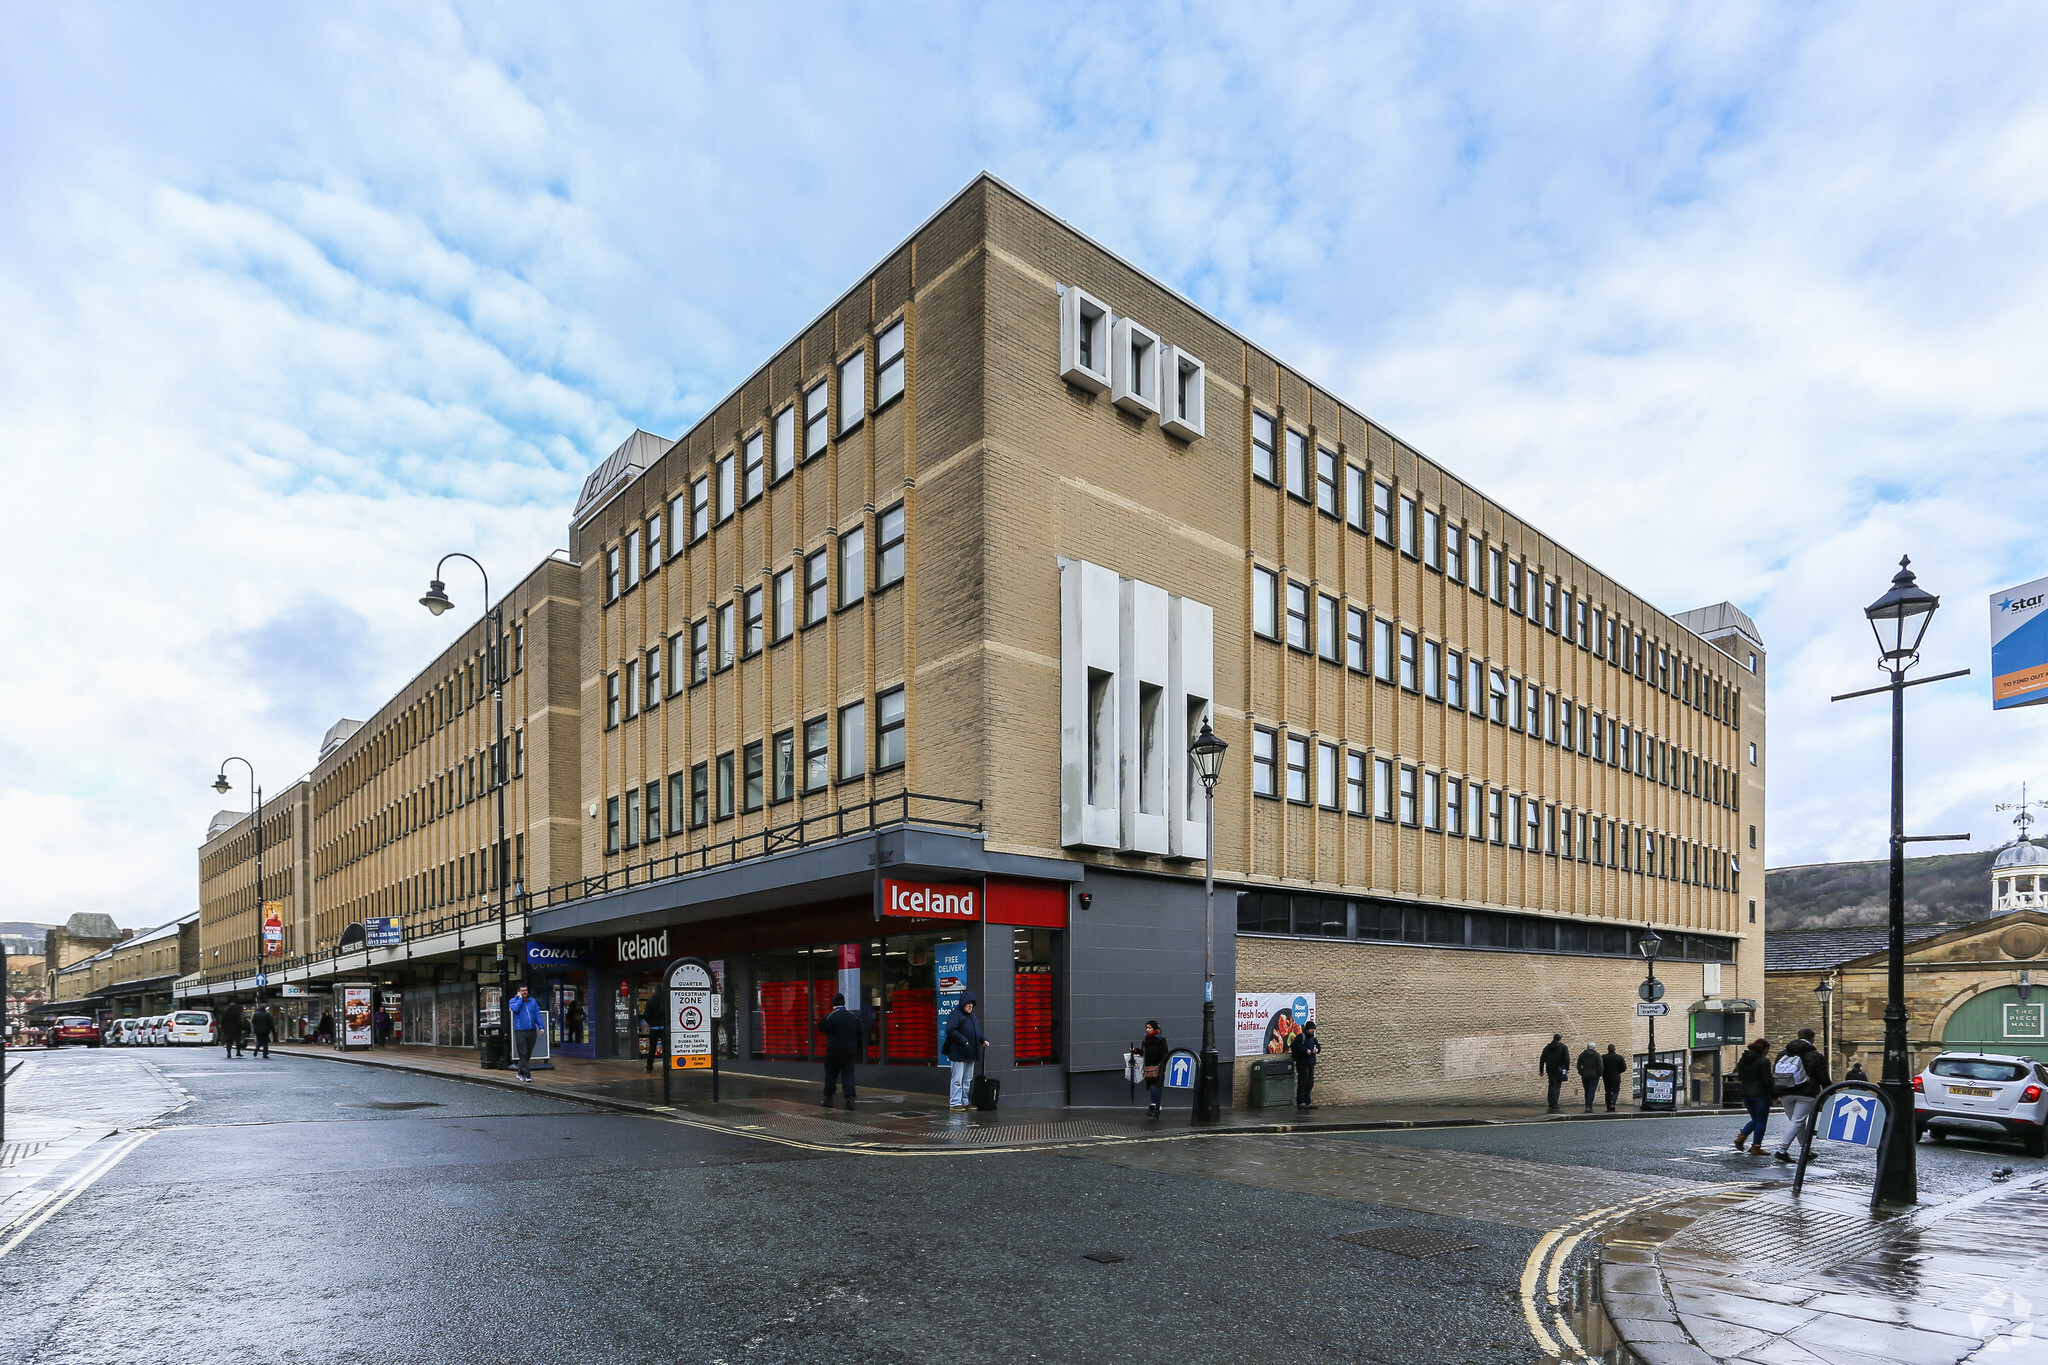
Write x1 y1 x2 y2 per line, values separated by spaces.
317 622 528 819
198 808 296 882
1238 890 1737 961
1250 410 1747 723
328 834 527 928
604 688 907 855
1245 729 1740 890
1251 570 1744 812
604 510 906 728
603 321 908 606
316 731 526 881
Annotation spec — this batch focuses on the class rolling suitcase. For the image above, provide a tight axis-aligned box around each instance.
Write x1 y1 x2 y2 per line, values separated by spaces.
970 1069 1000 1112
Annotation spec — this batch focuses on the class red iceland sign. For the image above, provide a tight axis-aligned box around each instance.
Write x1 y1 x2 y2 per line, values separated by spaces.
881 878 980 921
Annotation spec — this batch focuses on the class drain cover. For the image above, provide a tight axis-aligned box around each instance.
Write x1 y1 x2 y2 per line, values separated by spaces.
1333 1226 1480 1259
1082 1251 1127 1264
888 1110 932 1119
339 1101 444 1110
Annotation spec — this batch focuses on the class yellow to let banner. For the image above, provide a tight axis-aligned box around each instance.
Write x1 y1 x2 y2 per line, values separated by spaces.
671 1053 712 1070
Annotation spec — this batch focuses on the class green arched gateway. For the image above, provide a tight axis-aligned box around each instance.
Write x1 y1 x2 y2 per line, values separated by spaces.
1942 985 2048 1066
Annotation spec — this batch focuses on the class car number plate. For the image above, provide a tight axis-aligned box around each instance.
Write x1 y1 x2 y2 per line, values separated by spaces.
1947 1085 1995 1097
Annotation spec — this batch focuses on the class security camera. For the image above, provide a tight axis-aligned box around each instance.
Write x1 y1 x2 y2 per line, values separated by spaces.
1078 892 1093 911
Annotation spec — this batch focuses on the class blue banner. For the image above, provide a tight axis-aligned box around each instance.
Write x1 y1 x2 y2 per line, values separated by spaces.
365 917 400 948
526 941 590 970
934 941 968 1065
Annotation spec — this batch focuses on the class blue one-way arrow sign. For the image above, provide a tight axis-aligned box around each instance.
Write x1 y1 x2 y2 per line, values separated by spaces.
1823 1093 1881 1146
1164 1051 1196 1089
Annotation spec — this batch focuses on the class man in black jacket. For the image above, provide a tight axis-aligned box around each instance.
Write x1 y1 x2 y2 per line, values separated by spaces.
220 1002 244 1059
817 993 864 1110
1600 1044 1630 1112
1539 1035 1571 1111
1575 1043 1603 1112
1290 1021 1322 1110
249 1005 273 1059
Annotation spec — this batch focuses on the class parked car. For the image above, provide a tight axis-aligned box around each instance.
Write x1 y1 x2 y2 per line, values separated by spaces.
166 1010 215 1046
108 1018 140 1046
1915 1051 2048 1158
49 1016 101 1048
145 1015 168 1046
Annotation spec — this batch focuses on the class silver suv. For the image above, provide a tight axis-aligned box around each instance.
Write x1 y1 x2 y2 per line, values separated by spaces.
1914 1052 2048 1158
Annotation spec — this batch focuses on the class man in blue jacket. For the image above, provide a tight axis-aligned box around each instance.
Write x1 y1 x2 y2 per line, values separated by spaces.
507 983 544 1082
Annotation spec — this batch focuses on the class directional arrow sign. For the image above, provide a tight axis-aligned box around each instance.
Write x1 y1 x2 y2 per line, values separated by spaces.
1164 1049 1197 1089
1636 1001 1669 1017
1822 1093 1883 1147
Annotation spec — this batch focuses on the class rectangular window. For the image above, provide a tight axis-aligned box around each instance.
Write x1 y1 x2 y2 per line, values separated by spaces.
877 687 906 770
1468 782 1485 840
1446 649 1464 708
1488 668 1507 724
1560 589 1575 643
742 741 764 812
803 717 829 793
1374 757 1395 820
1487 789 1503 843
1578 705 1590 755
1444 524 1462 583
605 672 620 728
1285 428 1309 499
716 752 735 819
1285 581 1310 650
716 455 735 522
1399 630 1418 691
773 405 796 482
605 796 619 854
687 619 708 685
623 789 641 850
1467 656 1484 716
1506 560 1522 614
743 431 765 503
1252 412 1276 484
1398 494 1417 556
668 491 688 556
875 320 905 408
1559 701 1573 751
1540 580 1556 630
877 504 906 587
1422 509 1440 569
1315 446 1338 514
773 730 796 802
1346 466 1366 531
1524 682 1540 735
772 568 795 641
1507 676 1522 731
1372 481 1393 544
1346 607 1366 671
1507 794 1521 848
1346 751 1366 815
838 702 866 780
1576 598 1590 649
1317 595 1340 662
624 660 641 719
646 514 663 576
1591 714 1606 763
691 477 710 541
1591 819 1603 866
625 529 642 590
691 764 708 827
743 587 764 656
1399 765 1418 825
667 771 687 836
1317 742 1338 808
605 547 620 603
1422 639 1441 701
804 380 829 459
645 646 662 708
1373 618 1394 682
1470 534 1485 595
644 781 661 844
1252 566 1278 639
1252 727 1277 797
1423 771 1442 831
1488 549 1504 603
1526 797 1541 849
838 351 865 433
1445 778 1463 835
839 526 865 607
717 602 735 669
805 549 829 624
1593 608 1606 659
1285 734 1309 802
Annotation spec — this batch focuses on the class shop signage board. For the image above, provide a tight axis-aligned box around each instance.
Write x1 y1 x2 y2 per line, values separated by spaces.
1991 573 2048 710
527 941 590 970
614 928 670 965
882 878 980 921
934 941 968 1059
365 917 401 948
339 984 374 1051
262 901 285 957
2006 1002 2045 1038
1235 992 1315 1057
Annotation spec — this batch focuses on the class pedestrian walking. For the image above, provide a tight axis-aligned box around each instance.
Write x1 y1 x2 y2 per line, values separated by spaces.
220 1002 244 1058
1600 1045 1629 1111
1290 1021 1321 1109
1539 1034 1571 1111
316 1010 334 1044
249 1005 273 1059
816 993 864 1109
1575 1043 1602 1112
507 983 543 1082
1135 1021 1169 1117
1770 1028 1831 1162
373 1007 389 1045
1732 1036 1774 1154
942 992 987 1112
640 993 665 1073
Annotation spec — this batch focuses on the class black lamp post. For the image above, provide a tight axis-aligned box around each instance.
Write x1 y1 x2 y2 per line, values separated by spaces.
421 555 512 1069
1814 977 1834 1061
1189 720 1228 1122
1639 928 1662 1103
214 757 265 1015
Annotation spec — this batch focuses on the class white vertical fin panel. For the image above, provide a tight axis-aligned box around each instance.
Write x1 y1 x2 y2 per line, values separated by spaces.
1169 594 1215 860
1060 558 1122 848
1122 579 1170 856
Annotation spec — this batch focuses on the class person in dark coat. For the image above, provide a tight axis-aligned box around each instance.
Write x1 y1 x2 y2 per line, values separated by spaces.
942 992 987 1111
639 994 665 1073
249 1005 273 1059
1770 1029 1831 1162
220 1002 245 1059
1732 1036 1774 1154
816 993 864 1109
1290 1021 1322 1109
1538 1035 1571 1111
1600 1044 1629 1111
1575 1044 1603 1112
1844 1061 1868 1083
1135 1021 1169 1117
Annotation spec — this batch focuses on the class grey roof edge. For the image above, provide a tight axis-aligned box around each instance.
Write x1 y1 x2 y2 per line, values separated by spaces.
1674 602 1765 653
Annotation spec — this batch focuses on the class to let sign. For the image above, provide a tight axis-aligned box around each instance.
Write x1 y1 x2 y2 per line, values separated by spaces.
881 879 980 921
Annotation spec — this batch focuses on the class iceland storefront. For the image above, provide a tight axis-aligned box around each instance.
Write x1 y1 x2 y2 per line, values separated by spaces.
525 821 1232 1106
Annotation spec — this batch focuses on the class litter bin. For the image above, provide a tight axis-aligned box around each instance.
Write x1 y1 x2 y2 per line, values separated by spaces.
479 1031 506 1070
1246 1056 1295 1108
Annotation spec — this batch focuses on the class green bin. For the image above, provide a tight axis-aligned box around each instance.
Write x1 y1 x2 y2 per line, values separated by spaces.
1246 1056 1296 1108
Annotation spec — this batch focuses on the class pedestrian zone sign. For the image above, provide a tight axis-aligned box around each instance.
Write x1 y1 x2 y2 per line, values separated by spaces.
1822 1092 1884 1147
1164 1050 1196 1089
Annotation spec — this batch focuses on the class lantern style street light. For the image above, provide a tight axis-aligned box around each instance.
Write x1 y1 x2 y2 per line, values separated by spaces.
1638 928 1662 1101
1190 720 1227 1123
1814 977 1835 1059
213 757 266 1003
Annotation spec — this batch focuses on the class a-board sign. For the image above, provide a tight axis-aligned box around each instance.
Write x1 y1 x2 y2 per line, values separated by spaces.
667 958 713 1070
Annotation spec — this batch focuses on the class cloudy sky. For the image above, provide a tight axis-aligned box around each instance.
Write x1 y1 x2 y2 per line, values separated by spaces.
3 3 2045 930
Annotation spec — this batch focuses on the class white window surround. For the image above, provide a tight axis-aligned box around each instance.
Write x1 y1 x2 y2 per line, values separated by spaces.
1110 316 1161 418
1059 285 1112 393
1159 345 1205 440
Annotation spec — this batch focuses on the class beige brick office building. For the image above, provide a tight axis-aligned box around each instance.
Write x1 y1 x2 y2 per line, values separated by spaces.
186 176 1766 1106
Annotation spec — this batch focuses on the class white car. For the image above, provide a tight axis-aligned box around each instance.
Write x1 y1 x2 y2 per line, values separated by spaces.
144 1015 166 1046
109 1018 140 1046
165 1010 215 1046
1915 1051 2048 1158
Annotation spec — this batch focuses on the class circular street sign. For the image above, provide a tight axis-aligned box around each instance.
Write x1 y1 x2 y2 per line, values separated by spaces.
1638 979 1666 1002
679 1005 705 1032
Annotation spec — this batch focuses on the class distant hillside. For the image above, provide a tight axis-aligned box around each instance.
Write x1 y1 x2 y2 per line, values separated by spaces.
1767 849 1998 931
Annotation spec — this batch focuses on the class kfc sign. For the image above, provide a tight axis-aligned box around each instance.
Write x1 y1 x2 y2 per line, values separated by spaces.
882 879 980 921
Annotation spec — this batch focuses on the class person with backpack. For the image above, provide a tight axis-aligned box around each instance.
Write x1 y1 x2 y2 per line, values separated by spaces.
1136 1021 1169 1117
1600 1045 1629 1111
1290 1021 1321 1109
1770 1028 1831 1162
639 993 665 1074
1575 1043 1603 1112
1732 1037 1774 1154
942 992 987 1112
817 992 864 1109
1538 1035 1571 1111
249 1005 273 1059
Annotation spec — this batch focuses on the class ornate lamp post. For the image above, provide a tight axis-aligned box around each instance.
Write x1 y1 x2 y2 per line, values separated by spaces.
1639 928 1662 1101
213 757 265 1008
1814 977 1834 1061
1189 720 1228 1123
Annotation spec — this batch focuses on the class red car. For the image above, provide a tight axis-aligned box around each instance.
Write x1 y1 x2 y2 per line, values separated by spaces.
49 1016 101 1048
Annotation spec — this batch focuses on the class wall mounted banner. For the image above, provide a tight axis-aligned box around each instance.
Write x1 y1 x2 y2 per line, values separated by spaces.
934 941 968 1062
365 917 401 948
261 901 284 957
881 879 980 921
1235 992 1316 1057
1991 574 2048 710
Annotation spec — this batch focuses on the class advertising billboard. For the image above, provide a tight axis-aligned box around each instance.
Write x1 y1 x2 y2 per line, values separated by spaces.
1235 992 1316 1057
1991 574 2048 710
365 917 401 948
339 985 374 1049
261 901 284 957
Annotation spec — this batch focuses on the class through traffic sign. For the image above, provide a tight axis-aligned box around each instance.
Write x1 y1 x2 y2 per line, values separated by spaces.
1636 1001 1669 1017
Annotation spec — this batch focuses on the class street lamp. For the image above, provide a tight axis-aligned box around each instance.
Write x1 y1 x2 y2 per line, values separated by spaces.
420 554 512 1070
1814 977 1834 1060
1189 720 1228 1123
213 757 266 1014
1638 928 1662 1100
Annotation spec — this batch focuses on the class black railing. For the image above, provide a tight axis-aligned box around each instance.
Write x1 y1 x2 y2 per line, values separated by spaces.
185 791 981 991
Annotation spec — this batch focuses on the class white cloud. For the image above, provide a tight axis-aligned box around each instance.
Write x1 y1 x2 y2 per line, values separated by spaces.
1 1 2045 928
